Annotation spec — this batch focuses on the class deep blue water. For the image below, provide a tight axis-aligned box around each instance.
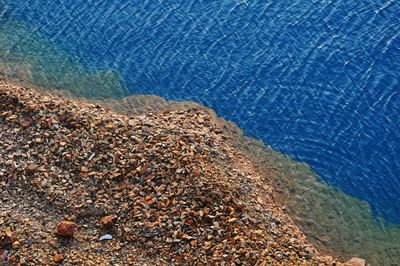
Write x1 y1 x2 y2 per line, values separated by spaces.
2 1 400 222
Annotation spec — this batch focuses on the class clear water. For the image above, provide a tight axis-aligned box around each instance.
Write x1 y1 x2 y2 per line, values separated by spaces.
1 0 400 264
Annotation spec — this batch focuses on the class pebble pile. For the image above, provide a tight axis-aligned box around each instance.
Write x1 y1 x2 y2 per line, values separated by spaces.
0 81 344 265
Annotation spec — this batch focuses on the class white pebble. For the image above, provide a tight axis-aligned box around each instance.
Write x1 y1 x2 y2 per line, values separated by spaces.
99 234 113 241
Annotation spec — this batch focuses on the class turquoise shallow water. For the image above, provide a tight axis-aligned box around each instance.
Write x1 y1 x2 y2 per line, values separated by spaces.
1 1 400 264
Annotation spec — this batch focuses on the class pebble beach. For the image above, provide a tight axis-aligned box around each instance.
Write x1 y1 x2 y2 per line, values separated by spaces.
0 80 366 265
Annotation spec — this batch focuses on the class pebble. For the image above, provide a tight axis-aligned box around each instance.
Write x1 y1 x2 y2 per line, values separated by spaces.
101 215 117 228
0 249 8 263
53 254 64 263
99 234 113 241
12 241 20 249
56 221 78 237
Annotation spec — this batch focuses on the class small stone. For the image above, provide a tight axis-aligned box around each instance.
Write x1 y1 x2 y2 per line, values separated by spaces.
25 164 37 175
12 241 20 249
181 234 190 240
228 218 237 223
0 249 8 263
56 221 78 237
80 166 90 173
99 234 113 241
5 228 12 238
20 118 32 128
101 215 117 228
53 254 64 263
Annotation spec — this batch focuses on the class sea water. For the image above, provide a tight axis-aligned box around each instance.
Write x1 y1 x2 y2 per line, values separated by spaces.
0 0 399 264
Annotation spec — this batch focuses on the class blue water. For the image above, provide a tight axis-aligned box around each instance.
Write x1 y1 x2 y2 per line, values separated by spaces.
2 1 400 223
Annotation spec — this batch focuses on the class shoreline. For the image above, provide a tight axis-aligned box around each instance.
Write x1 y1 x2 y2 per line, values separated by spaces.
1 15 399 266
85 81 400 264
0 79 361 265
99 87 400 265
2 77 400 264
0 15 400 265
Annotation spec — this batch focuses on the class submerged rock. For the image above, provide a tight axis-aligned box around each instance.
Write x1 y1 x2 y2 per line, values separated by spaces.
338 257 366 266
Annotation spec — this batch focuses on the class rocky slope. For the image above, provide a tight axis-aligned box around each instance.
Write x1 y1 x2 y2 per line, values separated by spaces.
0 81 363 265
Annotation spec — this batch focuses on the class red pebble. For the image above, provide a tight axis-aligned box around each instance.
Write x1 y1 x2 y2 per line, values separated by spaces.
56 221 77 237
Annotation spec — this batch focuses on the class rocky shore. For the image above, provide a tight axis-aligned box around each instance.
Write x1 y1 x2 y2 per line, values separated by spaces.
0 81 365 265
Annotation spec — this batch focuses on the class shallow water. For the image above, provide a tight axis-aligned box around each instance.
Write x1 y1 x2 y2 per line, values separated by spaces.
1 0 400 264
0 19 128 99
236 135 400 264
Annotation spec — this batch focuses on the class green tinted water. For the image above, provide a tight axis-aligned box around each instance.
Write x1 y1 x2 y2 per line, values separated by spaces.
0 20 128 99
235 136 400 265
